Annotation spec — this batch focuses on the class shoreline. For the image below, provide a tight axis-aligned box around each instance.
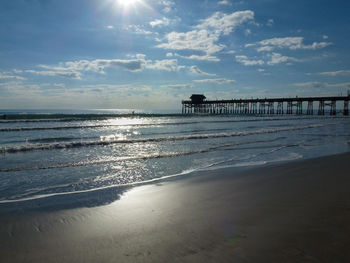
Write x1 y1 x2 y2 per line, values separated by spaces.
1 152 350 262
0 150 346 211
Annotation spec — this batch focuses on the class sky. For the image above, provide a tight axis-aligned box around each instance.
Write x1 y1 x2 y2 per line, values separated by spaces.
1 0 350 110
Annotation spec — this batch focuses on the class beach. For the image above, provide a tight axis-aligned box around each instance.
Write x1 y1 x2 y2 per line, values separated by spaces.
1 152 349 263
2 0 350 261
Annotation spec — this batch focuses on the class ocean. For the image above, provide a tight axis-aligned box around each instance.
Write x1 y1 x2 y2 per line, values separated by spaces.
0 110 349 210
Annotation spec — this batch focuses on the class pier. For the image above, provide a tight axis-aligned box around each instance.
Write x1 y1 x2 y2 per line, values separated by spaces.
182 94 350 116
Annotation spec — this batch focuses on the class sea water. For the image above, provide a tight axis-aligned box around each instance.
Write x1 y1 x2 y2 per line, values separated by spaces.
0 110 349 209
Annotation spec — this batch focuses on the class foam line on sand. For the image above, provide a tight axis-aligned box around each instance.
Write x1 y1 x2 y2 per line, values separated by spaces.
1 152 350 262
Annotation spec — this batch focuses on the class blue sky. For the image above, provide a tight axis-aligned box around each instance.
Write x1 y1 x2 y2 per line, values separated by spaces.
1 0 350 109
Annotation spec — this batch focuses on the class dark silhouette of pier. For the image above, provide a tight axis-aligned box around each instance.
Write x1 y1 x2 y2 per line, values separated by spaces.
182 94 349 116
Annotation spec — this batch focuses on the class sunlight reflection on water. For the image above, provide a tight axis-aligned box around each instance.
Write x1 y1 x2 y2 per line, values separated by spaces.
0 115 349 205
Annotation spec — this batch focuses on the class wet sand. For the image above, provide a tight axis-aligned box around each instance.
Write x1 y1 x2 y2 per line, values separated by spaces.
1 152 350 262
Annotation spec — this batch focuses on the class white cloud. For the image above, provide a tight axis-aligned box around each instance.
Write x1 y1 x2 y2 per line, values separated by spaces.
158 0 175 13
0 82 43 96
235 55 264 66
156 11 255 56
245 29 251 36
158 1 175 6
0 81 71 98
156 29 225 55
174 53 220 62
235 53 298 66
244 43 255 48
319 70 350 76
294 82 350 89
189 66 216 76
55 58 144 73
25 55 186 80
294 82 323 88
326 83 350 88
162 7 171 13
194 78 235 84
109 60 144 71
149 16 181 28
106 25 114 29
12 69 23 74
0 72 26 80
124 25 153 35
160 83 193 89
150 17 170 27
145 59 184 71
267 19 274 26
196 10 255 36
25 69 82 79
322 35 328 39
0 81 24 93
166 52 173 57
217 0 231 6
1 80 185 110
81 84 154 95
256 46 274 52
225 50 235 54
251 37 332 52
53 83 65 88
267 52 299 65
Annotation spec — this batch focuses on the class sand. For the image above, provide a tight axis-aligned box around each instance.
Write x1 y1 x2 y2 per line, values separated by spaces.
1 152 350 262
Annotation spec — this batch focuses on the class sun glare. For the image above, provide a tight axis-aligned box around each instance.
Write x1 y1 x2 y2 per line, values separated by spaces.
118 0 140 7
112 0 150 15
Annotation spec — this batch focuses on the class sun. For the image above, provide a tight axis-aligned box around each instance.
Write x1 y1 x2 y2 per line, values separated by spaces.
112 0 150 16
112 0 150 15
117 0 140 7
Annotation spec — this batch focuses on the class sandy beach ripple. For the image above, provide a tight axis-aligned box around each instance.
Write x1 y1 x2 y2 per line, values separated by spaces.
1 152 350 262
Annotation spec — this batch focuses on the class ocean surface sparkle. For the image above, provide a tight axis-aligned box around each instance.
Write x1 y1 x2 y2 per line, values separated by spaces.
0 110 349 208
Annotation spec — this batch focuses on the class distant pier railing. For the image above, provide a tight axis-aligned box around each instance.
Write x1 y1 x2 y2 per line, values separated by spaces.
182 95 350 116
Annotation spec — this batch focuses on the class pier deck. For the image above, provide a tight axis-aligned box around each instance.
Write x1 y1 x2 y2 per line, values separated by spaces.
182 95 349 115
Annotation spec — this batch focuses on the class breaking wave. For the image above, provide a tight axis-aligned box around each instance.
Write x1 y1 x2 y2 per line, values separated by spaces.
0 138 287 172
0 122 335 154
0 142 296 203
0 116 339 132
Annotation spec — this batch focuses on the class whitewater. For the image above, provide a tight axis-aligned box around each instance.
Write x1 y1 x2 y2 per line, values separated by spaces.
0 110 349 207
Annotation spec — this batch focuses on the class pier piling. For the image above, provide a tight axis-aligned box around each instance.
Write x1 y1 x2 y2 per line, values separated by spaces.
182 94 350 116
